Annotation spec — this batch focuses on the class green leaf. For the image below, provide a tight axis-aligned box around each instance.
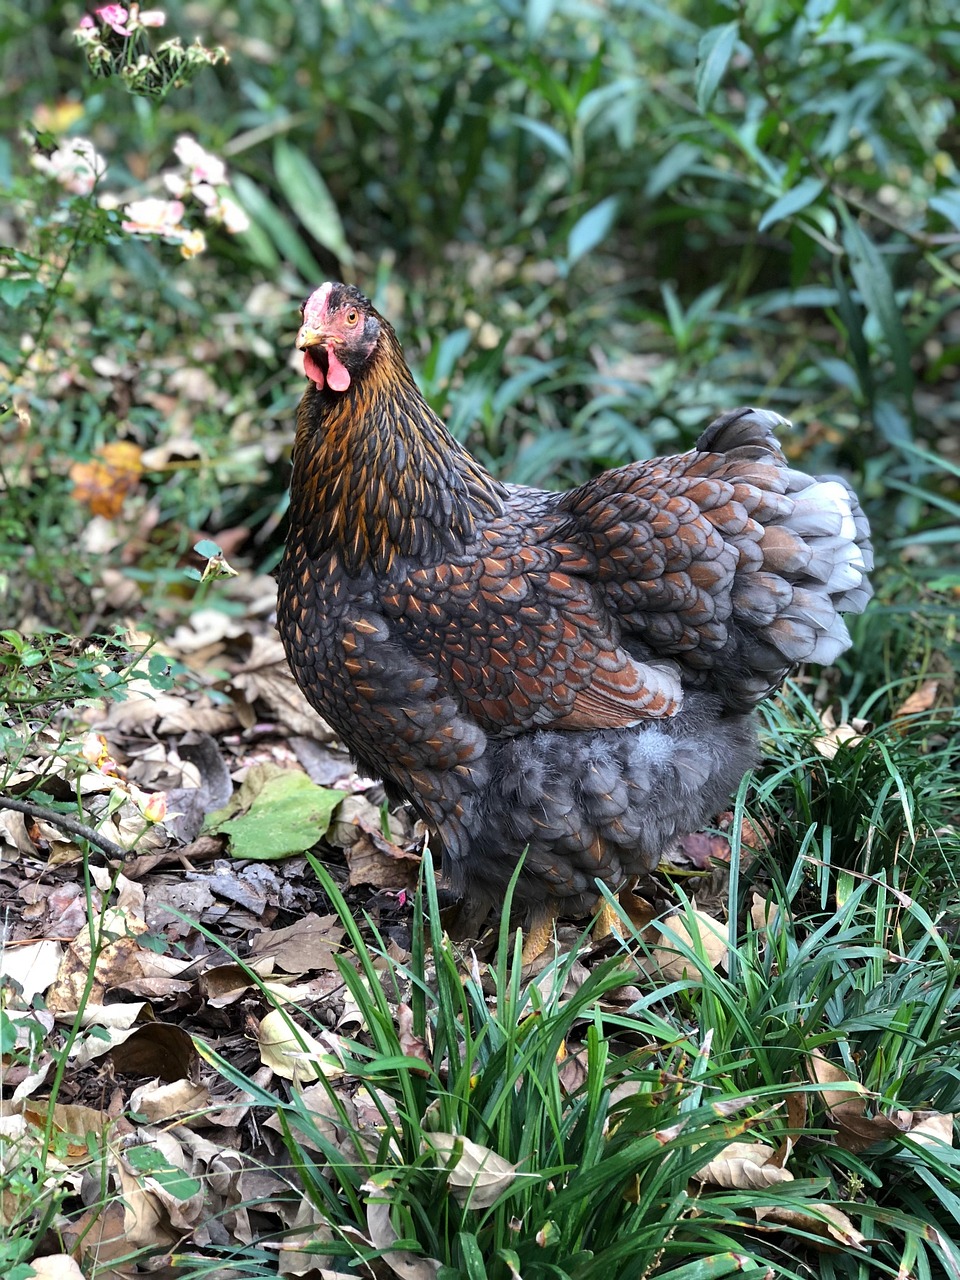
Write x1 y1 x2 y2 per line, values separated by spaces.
758 177 825 232
525 0 554 39
930 189 960 231
645 142 702 198
511 114 573 167
123 1144 203 1200
0 277 45 307
193 538 221 558
273 139 353 267
841 209 914 404
696 22 739 114
567 196 619 269
205 764 347 860
230 172 320 281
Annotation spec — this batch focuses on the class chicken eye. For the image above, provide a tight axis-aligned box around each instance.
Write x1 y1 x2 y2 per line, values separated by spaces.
345 308 359 326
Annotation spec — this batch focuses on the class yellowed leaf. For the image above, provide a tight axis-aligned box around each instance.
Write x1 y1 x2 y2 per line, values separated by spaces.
256 1009 343 1084
652 908 727 982
70 441 143 518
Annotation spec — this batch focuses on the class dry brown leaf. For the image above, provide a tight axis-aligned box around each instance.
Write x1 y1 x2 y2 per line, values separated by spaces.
130 1129 206 1232
832 1104 906 1152
0 807 40 856
812 707 871 759
422 1133 518 1208
652 909 728 982
807 1053 868 1113
115 1152 180 1250
753 1201 869 1252
58 1201 129 1276
905 1110 956 1149
397 1003 431 1072
345 830 421 891
128 1078 210 1124
750 892 780 932
46 907 150 1014
247 912 346 973
364 1180 441 1278
110 1023 199 1082
229 634 334 738
694 1141 792 1189
807 1054 913 1152
20 1100 127 1163
199 960 276 1008
893 679 940 722
674 830 730 869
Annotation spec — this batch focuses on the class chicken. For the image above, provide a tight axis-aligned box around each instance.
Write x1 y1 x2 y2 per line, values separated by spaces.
277 282 873 951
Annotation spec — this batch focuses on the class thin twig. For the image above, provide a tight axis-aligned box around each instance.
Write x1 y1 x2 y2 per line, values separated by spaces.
0 795 129 861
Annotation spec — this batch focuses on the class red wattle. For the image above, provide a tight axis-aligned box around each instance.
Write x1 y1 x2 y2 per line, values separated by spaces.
325 345 351 392
303 349 325 388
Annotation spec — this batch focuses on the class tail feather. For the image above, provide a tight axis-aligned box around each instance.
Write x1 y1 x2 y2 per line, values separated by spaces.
701 408 873 677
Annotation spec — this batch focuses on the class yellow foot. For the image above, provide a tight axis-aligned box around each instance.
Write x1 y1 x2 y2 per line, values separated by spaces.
520 909 558 966
593 895 621 941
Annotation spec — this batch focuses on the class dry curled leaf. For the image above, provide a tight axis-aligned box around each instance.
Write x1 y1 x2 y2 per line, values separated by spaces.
694 1141 793 1189
754 1202 869 1253
812 707 871 759
893 679 940 724
422 1133 518 1208
255 1009 343 1084
364 1179 441 1279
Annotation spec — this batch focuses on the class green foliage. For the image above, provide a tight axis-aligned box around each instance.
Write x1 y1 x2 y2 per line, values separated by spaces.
184 842 960 1279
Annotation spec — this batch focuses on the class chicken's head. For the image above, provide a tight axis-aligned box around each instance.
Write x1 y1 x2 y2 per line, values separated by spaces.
296 282 381 392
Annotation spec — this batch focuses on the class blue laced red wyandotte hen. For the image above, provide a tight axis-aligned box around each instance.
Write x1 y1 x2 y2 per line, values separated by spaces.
277 283 873 960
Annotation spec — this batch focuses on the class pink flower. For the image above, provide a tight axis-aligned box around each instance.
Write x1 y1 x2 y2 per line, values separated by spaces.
138 791 168 823
32 138 107 196
78 14 95 29
173 135 226 186
121 196 186 236
95 5 133 36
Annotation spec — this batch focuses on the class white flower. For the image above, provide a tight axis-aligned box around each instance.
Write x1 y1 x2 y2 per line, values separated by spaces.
192 181 219 209
32 138 107 196
121 196 186 236
162 171 187 198
173 135 226 186
218 194 250 234
136 8 167 26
